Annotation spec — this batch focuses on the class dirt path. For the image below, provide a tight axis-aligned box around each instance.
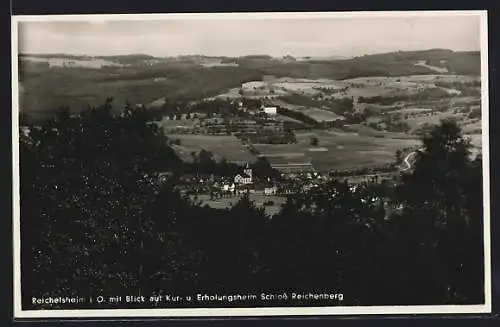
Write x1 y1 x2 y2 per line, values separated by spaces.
401 150 420 172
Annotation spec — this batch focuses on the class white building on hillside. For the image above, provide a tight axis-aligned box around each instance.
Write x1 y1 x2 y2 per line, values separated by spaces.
264 186 277 196
222 183 236 192
262 107 278 115
234 163 253 185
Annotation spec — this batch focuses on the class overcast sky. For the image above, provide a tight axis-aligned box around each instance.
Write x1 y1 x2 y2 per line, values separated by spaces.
17 14 481 57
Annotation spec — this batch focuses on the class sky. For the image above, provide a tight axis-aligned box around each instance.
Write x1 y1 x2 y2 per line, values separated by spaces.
17 13 482 58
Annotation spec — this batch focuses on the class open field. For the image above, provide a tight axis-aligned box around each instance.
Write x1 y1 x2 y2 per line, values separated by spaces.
414 60 449 73
298 107 345 122
345 124 417 139
450 96 481 105
468 134 482 148
402 111 467 132
262 155 313 166
274 79 342 95
275 114 307 124
191 193 286 216
242 81 268 89
271 99 347 122
156 117 197 129
213 88 241 99
462 120 482 134
304 131 421 171
331 86 396 98
239 74 480 115
236 76 410 99
386 108 433 115
467 133 483 158
201 62 239 68
229 75 449 101
254 130 421 171
336 74 479 99
211 74 480 106
22 56 124 68
166 134 257 163
344 74 479 85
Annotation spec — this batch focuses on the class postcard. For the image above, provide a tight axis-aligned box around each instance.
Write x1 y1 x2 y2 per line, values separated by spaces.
11 10 491 319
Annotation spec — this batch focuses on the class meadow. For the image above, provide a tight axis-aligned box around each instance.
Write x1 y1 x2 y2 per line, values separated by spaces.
296 107 345 122
255 130 421 171
22 56 123 68
166 134 257 163
156 117 197 130
339 74 479 98
344 124 416 138
386 108 433 115
402 111 467 132
414 60 449 73
461 119 482 134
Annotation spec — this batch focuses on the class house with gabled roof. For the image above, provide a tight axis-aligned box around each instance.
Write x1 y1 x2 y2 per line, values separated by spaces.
234 163 253 185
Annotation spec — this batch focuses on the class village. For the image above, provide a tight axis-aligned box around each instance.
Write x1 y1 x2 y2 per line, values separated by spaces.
158 157 403 216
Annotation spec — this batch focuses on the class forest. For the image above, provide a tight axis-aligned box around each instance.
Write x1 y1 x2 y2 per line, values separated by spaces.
19 100 484 309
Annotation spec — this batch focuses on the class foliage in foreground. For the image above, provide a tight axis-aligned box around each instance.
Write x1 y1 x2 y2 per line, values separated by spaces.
20 102 484 308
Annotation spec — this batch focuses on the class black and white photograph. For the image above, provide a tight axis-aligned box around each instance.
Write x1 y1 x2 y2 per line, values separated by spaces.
12 11 491 318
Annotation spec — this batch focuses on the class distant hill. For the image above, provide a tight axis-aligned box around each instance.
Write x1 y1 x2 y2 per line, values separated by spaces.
347 49 480 75
95 54 156 61
17 49 481 122
302 55 352 61
20 53 159 66
19 49 479 75
239 55 274 60
20 53 156 59
20 53 92 60
236 49 480 79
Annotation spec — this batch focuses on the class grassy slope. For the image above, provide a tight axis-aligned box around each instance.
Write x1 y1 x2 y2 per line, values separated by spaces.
253 130 421 171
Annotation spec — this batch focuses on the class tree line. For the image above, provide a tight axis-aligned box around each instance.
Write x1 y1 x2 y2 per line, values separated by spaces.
358 87 453 105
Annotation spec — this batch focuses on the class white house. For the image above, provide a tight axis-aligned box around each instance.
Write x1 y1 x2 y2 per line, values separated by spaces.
262 107 277 115
264 186 278 196
234 163 253 185
222 183 236 192
234 173 251 184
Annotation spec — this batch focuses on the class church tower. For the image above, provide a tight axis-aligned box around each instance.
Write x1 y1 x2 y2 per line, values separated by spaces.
244 162 253 182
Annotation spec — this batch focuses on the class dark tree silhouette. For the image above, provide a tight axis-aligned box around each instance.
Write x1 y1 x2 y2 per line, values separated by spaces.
20 105 484 309
20 99 182 308
394 120 484 304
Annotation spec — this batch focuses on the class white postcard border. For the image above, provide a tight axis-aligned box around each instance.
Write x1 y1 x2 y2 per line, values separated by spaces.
11 10 491 319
